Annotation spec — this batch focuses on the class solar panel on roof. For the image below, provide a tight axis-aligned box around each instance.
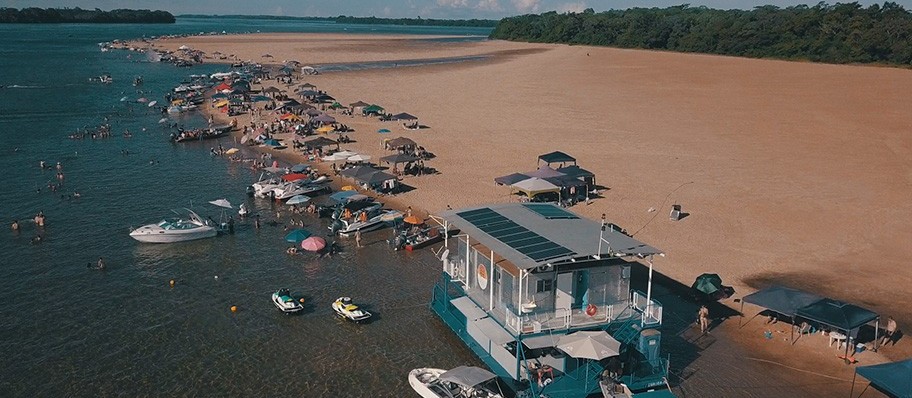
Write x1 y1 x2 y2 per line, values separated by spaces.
522 203 579 219
456 207 577 262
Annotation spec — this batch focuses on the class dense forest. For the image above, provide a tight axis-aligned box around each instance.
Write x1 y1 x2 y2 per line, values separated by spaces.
490 2 912 65
0 7 175 23
180 14 497 27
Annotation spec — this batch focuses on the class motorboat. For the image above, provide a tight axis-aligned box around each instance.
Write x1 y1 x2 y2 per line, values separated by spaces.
272 181 330 200
330 207 394 236
331 297 371 322
129 209 217 243
408 366 504 398
250 176 284 198
272 288 304 314
391 226 445 252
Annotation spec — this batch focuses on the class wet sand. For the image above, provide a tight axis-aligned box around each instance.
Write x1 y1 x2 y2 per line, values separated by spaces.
144 33 911 396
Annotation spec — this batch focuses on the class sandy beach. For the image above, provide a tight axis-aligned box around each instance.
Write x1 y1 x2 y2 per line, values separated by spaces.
146 33 912 393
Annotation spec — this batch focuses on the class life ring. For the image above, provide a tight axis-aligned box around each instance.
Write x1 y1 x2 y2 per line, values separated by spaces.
586 304 597 317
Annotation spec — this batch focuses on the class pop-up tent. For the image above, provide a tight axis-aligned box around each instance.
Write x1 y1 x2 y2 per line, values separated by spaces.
511 177 560 198
796 298 880 360
852 359 912 398
740 285 825 343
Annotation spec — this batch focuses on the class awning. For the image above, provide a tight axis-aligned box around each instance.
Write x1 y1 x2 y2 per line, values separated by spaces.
742 285 824 317
450 296 487 321
522 334 560 349
494 173 529 186
855 359 912 398
439 366 496 387
474 317 514 345
796 298 879 331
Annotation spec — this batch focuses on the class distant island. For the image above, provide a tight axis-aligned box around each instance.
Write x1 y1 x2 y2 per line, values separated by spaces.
490 2 912 66
180 14 498 28
0 7 175 23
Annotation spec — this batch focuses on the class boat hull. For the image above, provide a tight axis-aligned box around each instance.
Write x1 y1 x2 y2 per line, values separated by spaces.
272 294 304 314
408 368 447 398
129 225 217 243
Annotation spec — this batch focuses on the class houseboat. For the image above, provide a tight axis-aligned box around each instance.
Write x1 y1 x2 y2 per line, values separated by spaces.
431 203 672 398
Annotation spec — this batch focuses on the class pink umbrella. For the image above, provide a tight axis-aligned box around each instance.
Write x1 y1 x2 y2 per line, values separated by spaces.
301 236 326 252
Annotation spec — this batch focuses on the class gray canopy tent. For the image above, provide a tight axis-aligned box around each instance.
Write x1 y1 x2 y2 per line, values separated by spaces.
494 173 530 186
740 285 825 343
851 359 912 398
796 298 880 361
439 366 497 388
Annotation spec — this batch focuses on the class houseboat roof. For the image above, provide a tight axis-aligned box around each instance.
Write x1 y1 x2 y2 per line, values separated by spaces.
440 203 662 269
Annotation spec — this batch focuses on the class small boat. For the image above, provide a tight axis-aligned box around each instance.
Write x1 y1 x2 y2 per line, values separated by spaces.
331 297 371 322
272 288 304 314
393 226 445 251
408 366 504 398
129 209 217 243
272 181 330 200
330 207 394 236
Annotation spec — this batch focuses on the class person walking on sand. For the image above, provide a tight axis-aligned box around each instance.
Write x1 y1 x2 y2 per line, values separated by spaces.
355 229 362 248
698 305 710 334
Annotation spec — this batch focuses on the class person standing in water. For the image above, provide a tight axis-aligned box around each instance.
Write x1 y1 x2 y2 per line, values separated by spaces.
11 220 19 231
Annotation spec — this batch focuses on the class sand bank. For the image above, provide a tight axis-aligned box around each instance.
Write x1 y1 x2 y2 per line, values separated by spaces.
153 34 912 383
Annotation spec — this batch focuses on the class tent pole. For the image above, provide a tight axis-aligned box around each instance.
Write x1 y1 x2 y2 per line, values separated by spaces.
739 301 744 326
849 370 856 398
843 330 851 365
874 318 880 352
790 315 795 344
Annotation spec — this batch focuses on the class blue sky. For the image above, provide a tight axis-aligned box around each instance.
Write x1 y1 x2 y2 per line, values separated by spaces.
5 0 911 19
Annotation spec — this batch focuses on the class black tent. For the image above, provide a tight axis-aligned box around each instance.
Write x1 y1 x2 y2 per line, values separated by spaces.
392 112 418 121
357 171 397 185
557 165 595 178
796 298 880 361
494 173 530 186
740 285 824 343
852 359 912 398
340 166 380 179
796 298 879 332
303 137 338 148
538 151 576 166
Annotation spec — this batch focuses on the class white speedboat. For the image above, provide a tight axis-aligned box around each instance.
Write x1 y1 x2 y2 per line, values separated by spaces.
331 297 371 322
272 288 304 314
330 207 393 236
130 209 217 243
272 181 330 200
408 366 504 398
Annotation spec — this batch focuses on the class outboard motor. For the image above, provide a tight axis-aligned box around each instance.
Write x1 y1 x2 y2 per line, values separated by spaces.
245 186 255 197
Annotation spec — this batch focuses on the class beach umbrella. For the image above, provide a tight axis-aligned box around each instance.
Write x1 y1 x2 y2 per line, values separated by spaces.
329 102 344 109
316 125 335 134
225 148 239 155
403 215 422 225
341 185 356 191
299 83 316 89
213 99 229 108
280 113 300 121
330 190 359 203
261 53 273 58
284 229 312 243
303 136 338 148
286 195 311 205
558 331 621 360
263 139 281 147
300 236 326 252
347 154 371 162
692 273 724 295
281 173 309 182
290 164 309 173
378 128 391 134
208 199 233 209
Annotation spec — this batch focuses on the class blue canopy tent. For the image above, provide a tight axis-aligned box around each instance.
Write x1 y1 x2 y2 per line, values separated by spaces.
740 285 825 343
796 298 880 361
852 359 912 398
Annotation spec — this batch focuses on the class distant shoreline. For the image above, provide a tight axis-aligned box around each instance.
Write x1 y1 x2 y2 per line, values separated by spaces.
177 14 497 28
0 8 175 24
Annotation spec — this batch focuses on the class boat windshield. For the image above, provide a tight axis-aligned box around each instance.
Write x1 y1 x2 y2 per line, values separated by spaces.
157 219 203 230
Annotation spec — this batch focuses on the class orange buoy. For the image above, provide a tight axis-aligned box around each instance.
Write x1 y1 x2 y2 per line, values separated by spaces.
298 298 306 303
586 304 597 317
169 279 175 287
230 305 238 313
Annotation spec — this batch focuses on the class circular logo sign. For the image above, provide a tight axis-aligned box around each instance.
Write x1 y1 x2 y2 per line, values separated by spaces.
477 263 489 290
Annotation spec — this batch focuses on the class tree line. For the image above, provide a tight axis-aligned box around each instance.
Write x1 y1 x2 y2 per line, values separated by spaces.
0 7 175 23
489 2 912 66
180 14 497 27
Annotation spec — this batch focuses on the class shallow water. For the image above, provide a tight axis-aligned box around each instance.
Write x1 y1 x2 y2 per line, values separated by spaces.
0 19 485 397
